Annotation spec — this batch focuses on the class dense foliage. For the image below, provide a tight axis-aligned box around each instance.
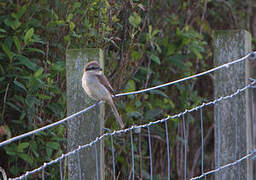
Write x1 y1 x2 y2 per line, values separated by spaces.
0 0 254 179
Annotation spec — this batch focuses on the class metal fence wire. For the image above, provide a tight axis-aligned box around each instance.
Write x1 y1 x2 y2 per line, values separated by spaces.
1 51 256 180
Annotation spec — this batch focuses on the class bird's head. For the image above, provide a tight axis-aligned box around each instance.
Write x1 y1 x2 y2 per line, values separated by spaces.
84 61 102 72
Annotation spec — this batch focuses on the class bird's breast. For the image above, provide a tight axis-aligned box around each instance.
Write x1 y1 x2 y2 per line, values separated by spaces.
82 73 109 101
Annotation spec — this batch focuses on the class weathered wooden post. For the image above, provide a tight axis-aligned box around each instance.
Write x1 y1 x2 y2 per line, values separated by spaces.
66 49 105 180
252 55 256 178
213 30 253 180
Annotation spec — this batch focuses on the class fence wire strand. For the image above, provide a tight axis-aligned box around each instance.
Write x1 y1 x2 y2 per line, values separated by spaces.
9 78 256 180
3 51 256 180
110 134 116 180
77 148 82 180
190 149 256 180
95 143 99 180
165 121 171 180
130 130 135 180
147 127 153 180
0 104 97 148
182 114 187 180
42 166 45 180
59 158 63 180
200 108 204 175
0 51 255 148
216 102 221 173
115 51 254 97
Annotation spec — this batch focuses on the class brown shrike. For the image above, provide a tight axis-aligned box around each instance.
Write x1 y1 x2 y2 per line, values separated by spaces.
82 61 125 129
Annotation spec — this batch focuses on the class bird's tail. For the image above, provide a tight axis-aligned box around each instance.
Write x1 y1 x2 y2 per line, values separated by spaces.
110 100 125 129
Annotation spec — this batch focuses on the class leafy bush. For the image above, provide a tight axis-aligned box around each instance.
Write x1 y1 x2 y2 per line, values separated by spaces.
0 0 253 179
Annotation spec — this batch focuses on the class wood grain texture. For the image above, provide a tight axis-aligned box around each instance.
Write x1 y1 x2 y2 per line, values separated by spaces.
213 30 252 180
66 49 104 180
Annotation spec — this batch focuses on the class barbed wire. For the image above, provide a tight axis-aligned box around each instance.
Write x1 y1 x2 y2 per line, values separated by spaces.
0 51 255 148
10 78 256 180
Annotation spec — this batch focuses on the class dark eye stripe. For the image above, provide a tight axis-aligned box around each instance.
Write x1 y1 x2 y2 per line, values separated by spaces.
86 66 102 71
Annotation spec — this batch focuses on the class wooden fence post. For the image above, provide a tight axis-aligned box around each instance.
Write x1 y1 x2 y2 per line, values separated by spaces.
66 49 105 180
213 30 253 180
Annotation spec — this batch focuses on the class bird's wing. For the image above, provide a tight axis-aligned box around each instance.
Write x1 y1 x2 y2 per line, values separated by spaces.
95 74 115 95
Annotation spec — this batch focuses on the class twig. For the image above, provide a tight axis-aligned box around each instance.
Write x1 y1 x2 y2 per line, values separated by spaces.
1 83 10 121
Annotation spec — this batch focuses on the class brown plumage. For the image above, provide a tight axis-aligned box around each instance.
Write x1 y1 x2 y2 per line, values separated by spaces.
82 61 124 128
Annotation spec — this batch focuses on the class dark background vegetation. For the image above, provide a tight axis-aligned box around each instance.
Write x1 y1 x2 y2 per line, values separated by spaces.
0 0 255 179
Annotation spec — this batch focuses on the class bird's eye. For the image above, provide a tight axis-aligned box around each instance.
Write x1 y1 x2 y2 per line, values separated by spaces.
86 66 99 71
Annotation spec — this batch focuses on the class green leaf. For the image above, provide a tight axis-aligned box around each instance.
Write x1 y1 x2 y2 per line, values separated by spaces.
191 47 203 59
10 167 19 175
145 109 162 121
34 67 43 78
26 48 45 55
167 43 176 56
52 61 65 72
127 111 143 118
0 64 4 74
0 77 5 81
24 28 34 45
14 80 27 92
167 55 187 69
31 34 44 44
2 44 14 61
30 141 39 158
0 28 6 33
37 94 51 100
4 146 16 156
17 55 37 71
69 21 75 31
14 95 24 103
137 3 145 10
13 36 21 53
46 142 60 150
64 35 70 43
125 79 136 92
4 18 21 30
6 102 21 112
152 29 160 37
19 111 26 121
135 100 142 107
17 142 29 152
72 2 81 10
131 50 143 61
46 148 53 158
18 153 33 165
129 12 141 27
56 20 65 25
151 54 161 64
17 6 27 19
47 103 64 117
67 13 73 22
150 90 168 98
149 25 152 35
139 67 153 75
28 76 43 93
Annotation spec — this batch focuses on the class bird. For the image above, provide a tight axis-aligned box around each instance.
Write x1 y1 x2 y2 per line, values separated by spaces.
82 61 125 129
